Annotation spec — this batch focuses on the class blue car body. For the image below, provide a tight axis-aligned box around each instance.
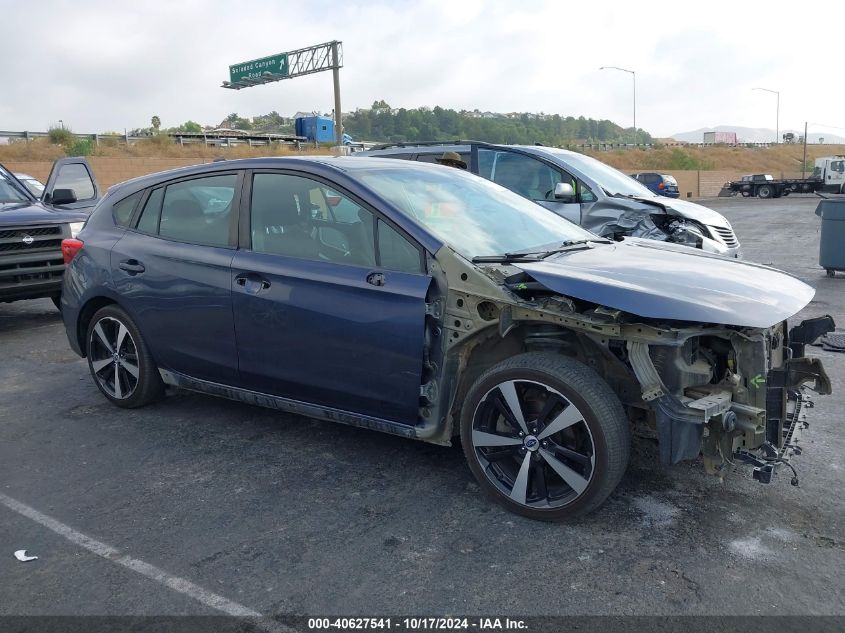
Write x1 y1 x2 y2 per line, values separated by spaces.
61 157 830 515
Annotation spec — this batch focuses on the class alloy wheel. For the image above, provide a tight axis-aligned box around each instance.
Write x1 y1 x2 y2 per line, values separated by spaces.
471 379 595 509
88 316 140 400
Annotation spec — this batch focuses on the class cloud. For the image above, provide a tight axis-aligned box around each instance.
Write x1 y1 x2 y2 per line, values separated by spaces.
1 0 843 137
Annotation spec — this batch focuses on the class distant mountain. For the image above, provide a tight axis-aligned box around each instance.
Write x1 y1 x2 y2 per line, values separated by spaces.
671 125 845 144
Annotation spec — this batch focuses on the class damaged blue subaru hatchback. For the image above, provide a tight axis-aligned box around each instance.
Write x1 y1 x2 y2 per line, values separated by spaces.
61 157 832 521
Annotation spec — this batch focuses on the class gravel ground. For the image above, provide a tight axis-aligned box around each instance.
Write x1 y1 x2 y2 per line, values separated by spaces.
0 195 842 619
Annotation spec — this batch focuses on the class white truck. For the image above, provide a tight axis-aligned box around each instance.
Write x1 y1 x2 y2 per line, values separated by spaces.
723 155 845 198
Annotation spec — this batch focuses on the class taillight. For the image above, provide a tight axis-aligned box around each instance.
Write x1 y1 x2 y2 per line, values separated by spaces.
658 182 665 189
61 238 84 264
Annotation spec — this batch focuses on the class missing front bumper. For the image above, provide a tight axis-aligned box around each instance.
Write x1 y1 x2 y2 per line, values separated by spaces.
734 389 812 485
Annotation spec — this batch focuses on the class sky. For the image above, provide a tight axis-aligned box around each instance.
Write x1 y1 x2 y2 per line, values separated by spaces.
1 0 844 139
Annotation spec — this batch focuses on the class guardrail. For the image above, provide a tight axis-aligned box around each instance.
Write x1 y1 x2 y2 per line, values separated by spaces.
0 129 308 148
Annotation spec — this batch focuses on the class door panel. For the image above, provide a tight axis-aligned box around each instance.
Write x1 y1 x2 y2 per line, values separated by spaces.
109 172 241 383
233 170 429 425
111 231 238 382
231 252 430 424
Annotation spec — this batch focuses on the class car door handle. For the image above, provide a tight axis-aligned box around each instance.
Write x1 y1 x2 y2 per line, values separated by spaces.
119 260 145 274
235 274 271 292
366 272 386 287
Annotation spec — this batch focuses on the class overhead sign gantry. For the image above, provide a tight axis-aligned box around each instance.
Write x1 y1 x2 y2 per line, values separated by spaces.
222 40 344 145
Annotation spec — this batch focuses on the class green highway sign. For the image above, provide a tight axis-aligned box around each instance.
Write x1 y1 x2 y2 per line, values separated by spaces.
229 53 288 84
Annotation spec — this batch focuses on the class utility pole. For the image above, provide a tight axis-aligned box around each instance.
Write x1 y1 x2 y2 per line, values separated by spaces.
802 121 808 179
753 87 780 143
600 66 637 145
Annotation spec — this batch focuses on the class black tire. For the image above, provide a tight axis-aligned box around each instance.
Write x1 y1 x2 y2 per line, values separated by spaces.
827 269 836 278
758 185 773 199
51 295 61 311
85 305 163 408
460 352 630 521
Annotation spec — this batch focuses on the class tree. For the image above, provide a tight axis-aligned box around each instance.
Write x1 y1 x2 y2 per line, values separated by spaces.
151 115 161 132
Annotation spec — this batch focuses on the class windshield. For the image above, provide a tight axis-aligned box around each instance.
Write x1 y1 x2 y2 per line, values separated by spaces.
545 150 656 198
356 166 597 259
0 168 30 203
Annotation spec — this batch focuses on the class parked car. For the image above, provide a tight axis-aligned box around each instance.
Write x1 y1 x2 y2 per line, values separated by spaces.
61 157 830 520
630 172 680 198
0 158 100 308
14 172 46 197
358 141 741 258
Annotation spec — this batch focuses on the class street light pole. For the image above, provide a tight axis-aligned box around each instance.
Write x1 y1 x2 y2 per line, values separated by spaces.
752 87 780 143
802 121 808 179
600 66 636 145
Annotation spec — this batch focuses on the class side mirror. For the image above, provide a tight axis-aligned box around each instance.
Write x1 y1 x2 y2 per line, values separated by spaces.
553 182 575 202
50 188 78 205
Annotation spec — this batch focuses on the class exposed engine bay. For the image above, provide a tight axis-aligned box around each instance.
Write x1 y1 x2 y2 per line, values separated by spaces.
420 243 833 485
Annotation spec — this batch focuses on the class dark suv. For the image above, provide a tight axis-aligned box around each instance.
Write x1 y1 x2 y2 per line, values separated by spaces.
630 172 680 198
0 158 99 308
62 157 829 520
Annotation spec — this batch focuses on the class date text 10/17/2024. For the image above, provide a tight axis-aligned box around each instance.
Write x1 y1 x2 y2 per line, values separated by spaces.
307 618 528 631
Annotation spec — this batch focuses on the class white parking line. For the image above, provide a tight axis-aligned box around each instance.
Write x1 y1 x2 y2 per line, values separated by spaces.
0 491 267 618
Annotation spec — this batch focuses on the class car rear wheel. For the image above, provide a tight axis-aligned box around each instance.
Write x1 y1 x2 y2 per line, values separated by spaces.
460 352 630 521
758 184 774 199
86 305 163 408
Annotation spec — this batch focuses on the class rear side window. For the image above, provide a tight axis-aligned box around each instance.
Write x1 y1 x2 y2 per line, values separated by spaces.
134 174 237 247
136 187 164 234
112 191 142 227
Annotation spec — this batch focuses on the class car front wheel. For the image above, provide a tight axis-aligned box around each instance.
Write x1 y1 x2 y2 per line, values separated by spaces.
86 305 163 408
461 352 630 521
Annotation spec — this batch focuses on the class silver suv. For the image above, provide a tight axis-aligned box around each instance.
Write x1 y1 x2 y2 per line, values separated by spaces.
358 141 741 257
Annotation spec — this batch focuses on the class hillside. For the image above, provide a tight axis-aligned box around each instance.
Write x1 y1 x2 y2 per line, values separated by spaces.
593 143 845 174
672 125 845 145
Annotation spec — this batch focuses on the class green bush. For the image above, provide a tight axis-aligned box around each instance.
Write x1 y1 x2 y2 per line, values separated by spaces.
47 125 75 146
67 139 94 156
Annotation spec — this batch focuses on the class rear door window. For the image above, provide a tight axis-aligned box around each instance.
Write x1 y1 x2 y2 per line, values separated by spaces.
133 174 237 246
158 175 237 246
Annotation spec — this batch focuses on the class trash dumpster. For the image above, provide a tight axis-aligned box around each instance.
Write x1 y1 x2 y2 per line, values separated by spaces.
816 198 845 277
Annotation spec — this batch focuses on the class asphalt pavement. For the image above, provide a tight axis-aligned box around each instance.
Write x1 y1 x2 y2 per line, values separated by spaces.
0 195 843 619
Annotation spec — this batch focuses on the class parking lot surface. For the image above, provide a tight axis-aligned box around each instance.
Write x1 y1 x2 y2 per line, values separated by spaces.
1 196 843 617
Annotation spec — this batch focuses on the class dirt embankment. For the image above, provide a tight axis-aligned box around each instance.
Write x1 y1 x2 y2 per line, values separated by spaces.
587 143 844 175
